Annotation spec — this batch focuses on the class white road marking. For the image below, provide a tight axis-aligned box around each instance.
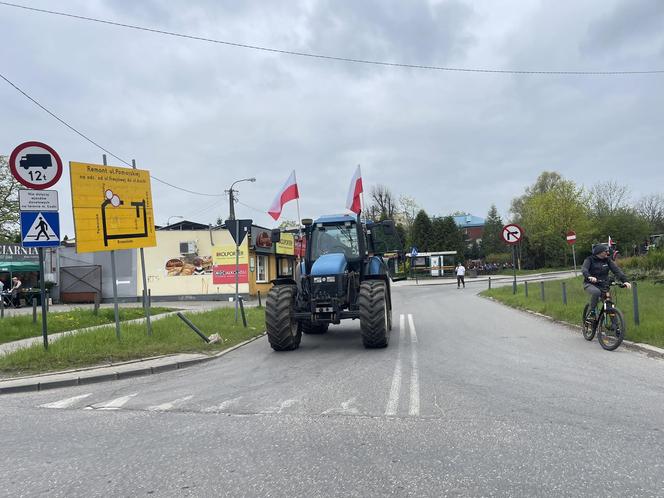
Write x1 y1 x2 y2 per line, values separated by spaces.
203 397 242 413
408 314 420 416
84 393 138 411
385 314 406 416
148 395 193 412
322 397 360 415
261 399 299 414
40 393 92 409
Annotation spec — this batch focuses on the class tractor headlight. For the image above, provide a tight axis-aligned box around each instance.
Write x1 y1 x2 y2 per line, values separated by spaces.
313 276 336 283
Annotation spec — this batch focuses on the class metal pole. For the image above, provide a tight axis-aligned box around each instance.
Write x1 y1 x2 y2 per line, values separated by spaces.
235 219 240 323
488 276 491 290
103 154 121 341
110 250 121 340
540 281 545 301
525 280 528 297
176 312 210 343
512 245 517 294
257 290 262 308
32 295 37 324
133 159 152 336
562 281 567 305
1 292 4 318
238 296 247 328
572 244 578 276
632 282 640 326
38 247 48 350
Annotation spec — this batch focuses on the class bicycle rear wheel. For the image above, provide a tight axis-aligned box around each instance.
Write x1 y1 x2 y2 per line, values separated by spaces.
582 304 595 341
597 308 625 351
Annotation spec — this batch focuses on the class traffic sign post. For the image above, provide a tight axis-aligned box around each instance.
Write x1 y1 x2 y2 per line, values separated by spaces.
502 224 524 295
566 230 578 275
9 141 63 190
11 142 64 351
225 219 252 323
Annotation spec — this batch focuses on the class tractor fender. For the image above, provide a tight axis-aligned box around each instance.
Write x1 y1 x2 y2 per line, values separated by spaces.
271 277 297 286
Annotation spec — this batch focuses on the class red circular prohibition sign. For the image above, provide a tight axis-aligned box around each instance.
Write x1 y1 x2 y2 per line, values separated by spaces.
9 141 63 190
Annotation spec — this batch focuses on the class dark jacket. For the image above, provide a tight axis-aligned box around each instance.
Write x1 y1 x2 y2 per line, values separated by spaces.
581 255 627 285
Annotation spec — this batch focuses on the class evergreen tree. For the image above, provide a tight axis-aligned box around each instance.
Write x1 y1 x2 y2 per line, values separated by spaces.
411 210 432 252
482 204 505 257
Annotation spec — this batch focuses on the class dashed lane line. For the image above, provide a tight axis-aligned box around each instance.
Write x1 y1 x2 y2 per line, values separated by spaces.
385 314 406 416
408 313 420 416
40 393 92 409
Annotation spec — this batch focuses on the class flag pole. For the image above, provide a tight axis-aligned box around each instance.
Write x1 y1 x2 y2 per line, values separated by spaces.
358 164 367 221
294 171 303 238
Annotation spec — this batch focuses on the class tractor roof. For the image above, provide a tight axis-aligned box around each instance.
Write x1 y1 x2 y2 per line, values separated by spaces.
314 214 357 224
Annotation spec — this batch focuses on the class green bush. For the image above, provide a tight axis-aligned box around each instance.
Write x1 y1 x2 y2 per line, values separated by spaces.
621 251 664 272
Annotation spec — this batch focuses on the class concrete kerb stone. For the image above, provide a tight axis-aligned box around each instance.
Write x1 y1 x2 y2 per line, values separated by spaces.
480 294 664 360
0 308 268 394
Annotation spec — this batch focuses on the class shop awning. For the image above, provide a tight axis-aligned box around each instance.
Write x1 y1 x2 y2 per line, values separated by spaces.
0 261 40 272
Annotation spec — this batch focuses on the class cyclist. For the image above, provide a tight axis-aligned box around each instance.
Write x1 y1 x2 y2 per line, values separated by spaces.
582 243 631 320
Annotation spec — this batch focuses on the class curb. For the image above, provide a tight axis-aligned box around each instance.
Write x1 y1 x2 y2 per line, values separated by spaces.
0 333 267 395
480 295 664 359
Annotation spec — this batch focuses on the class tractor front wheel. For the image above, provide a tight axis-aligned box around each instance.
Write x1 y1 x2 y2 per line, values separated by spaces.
359 280 390 348
265 285 301 351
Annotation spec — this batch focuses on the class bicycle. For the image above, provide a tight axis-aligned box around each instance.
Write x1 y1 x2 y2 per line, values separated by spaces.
582 279 627 351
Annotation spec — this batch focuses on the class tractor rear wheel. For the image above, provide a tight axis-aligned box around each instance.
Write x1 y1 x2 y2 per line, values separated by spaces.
359 280 390 348
265 285 301 351
300 321 329 334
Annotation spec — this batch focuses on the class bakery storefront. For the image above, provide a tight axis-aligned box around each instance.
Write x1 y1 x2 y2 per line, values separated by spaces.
275 232 296 278
138 228 248 300
248 226 277 296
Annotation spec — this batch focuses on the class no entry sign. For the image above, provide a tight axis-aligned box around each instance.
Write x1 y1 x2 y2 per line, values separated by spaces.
502 223 523 245
9 141 63 190
566 230 577 245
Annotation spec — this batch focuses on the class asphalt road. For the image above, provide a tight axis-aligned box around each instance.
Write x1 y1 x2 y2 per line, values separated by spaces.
2 279 664 497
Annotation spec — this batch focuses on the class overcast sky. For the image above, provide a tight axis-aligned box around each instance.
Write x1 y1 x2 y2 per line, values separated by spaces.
1 0 663 237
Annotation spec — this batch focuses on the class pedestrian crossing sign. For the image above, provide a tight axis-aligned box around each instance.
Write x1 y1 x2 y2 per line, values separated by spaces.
20 211 60 247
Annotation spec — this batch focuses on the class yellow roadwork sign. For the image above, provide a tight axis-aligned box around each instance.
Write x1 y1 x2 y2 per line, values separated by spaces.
70 162 157 253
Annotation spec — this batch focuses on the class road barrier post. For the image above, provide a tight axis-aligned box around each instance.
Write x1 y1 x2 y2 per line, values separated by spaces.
238 296 248 327
562 282 567 305
540 281 545 301
0 295 4 319
524 281 529 297
93 293 100 316
488 277 492 290
632 282 640 326
257 291 262 308
176 312 210 343
32 297 37 324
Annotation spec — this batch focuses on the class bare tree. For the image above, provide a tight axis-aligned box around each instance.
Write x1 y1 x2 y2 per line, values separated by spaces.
398 195 419 231
589 180 630 216
0 155 20 242
369 184 397 221
636 193 664 232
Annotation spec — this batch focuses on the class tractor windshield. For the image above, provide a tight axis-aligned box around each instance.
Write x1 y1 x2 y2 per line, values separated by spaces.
311 223 360 260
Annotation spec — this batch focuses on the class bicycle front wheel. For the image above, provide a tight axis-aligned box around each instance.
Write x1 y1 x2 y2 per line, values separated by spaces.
582 304 595 341
597 308 625 351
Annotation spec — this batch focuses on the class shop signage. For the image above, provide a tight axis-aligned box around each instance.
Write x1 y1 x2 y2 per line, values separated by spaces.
0 244 39 261
275 232 295 255
70 162 157 253
250 227 273 253
213 242 249 265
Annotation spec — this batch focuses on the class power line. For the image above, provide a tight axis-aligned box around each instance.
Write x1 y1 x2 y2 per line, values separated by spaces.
1 1 663 76
0 71 224 197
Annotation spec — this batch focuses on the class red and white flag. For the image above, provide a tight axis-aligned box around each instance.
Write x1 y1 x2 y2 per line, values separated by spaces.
346 165 363 214
268 170 299 221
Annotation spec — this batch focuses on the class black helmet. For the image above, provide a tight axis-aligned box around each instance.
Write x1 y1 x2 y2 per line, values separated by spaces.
592 244 609 255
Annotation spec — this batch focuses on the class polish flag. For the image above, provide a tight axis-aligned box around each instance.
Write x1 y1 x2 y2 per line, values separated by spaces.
346 165 363 214
268 170 299 221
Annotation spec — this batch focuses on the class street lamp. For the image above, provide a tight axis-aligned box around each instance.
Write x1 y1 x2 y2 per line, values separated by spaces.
167 215 184 228
226 177 256 220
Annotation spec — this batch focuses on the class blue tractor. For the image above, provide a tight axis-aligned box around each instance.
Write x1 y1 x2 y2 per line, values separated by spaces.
266 214 401 351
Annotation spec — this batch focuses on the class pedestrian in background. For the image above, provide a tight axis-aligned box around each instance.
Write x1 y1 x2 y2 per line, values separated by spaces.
455 262 466 289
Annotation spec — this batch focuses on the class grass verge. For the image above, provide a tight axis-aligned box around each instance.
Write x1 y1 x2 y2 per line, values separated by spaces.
0 307 173 345
0 307 265 377
481 278 664 348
